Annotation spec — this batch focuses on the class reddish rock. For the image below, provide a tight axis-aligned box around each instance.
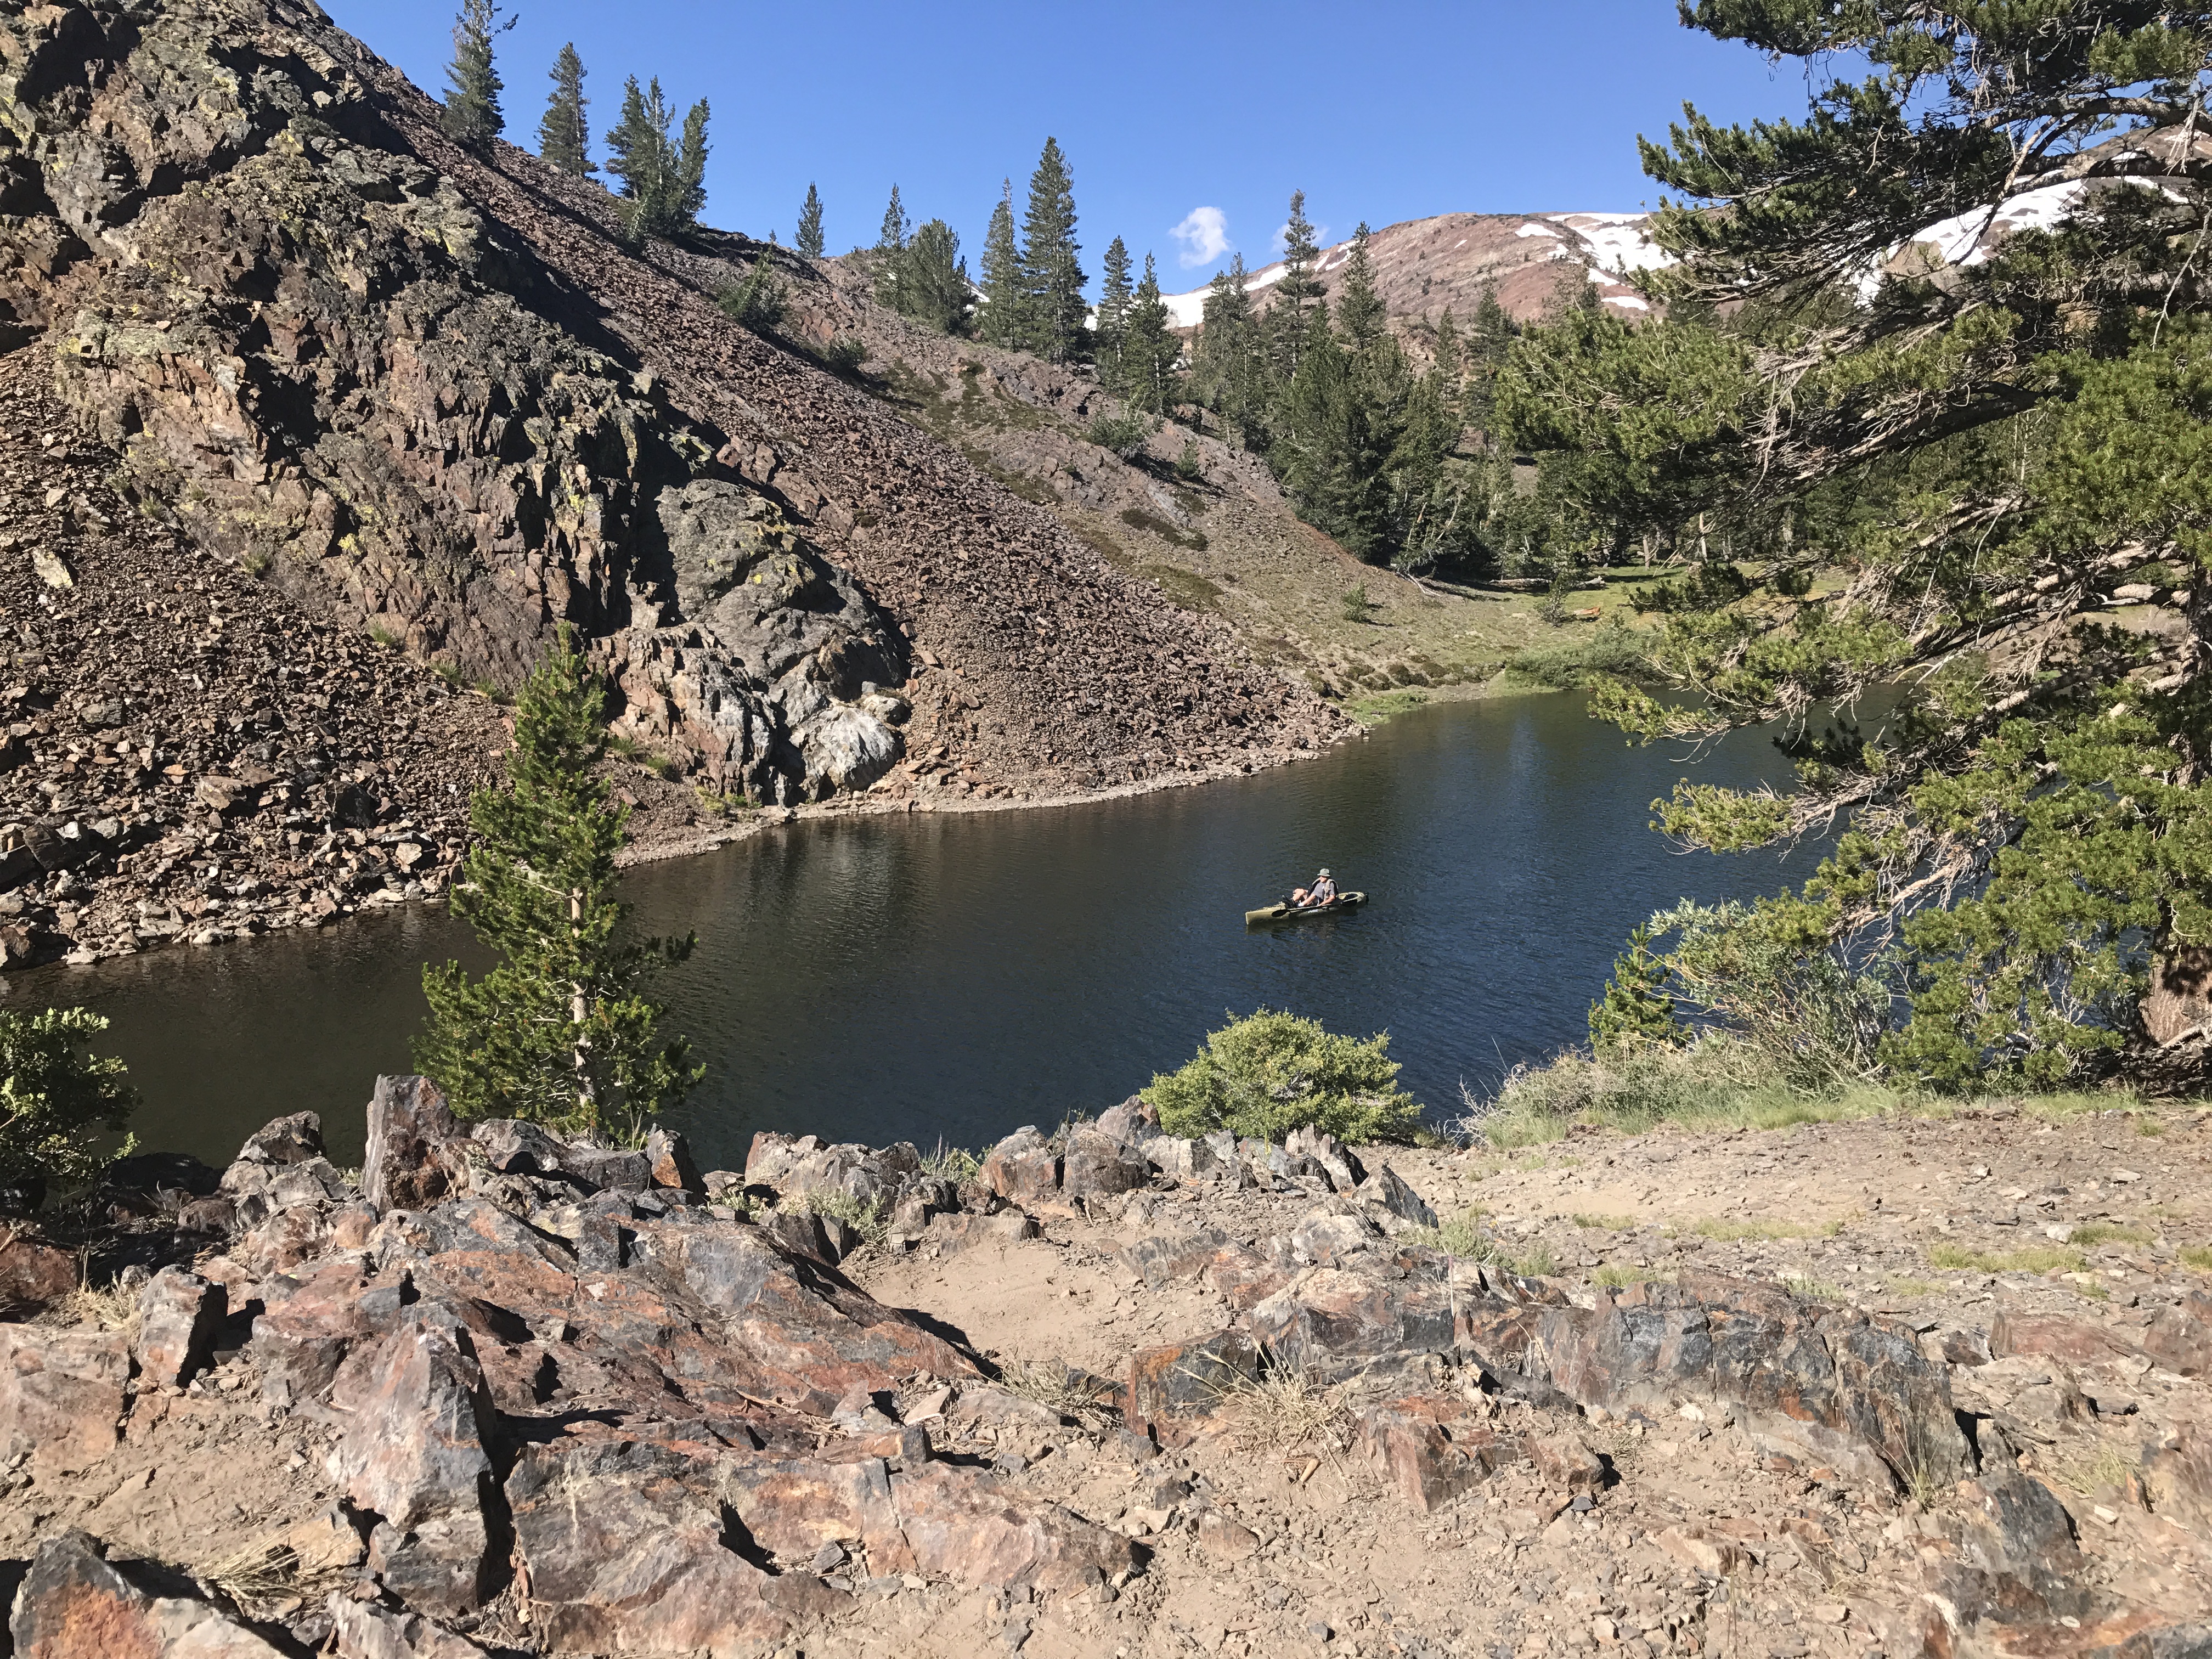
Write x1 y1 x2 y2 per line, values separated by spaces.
646 1124 704 1191
507 1437 829 1654
981 1127 1061 1204
924 1210 1040 1256
1061 1125 1148 1199
1196 1511 1262 1560
362 1074 464 1215
1528 1429 1606 1492
1120 1227 1237 1288
1247 1267 1454 1380
892 1460 1135 1593
1128 1329 1262 1424
132 1266 224 1387
1991 1305 2139 1365
1357 1395 1518 1511
0 1324 127 1471
0 1230 75 1317
9 1530 291 1657
721 1455 917 1572
2144 1290 2212 1377
1942 1467 2094 1623
329 1319 498 1615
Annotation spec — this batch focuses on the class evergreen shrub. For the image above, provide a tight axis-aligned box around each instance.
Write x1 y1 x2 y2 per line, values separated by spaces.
1141 1009 1421 1144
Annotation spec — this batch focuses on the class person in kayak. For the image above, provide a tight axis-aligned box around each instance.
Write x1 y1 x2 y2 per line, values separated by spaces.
1291 868 1338 907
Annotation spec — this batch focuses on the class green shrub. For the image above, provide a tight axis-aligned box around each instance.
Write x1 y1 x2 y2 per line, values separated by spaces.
822 335 868 374
1341 584 1376 624
1173 441 1203 481
797 1187 887 1243
0 1008 138 1207
1140 1009 1421 1144
1505 617 1652 687
716 261 787 332
1086 410 1149 457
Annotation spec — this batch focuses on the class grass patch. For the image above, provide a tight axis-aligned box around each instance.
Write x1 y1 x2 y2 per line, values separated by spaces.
1927 1243 2087 1274
1345 688 1430 725
2135 1115 2167 1137
1780 1274 1849 1302
1118 506 1207 551
1502 617 1653 688
1000 1358 1116 1424
2181 1246 2212 1272
1681 1215 1844 1243
1219 1363 1363 1459
1591 1264 1674 1289
2074 1278 2112 1302
2051 1442 2141 1496
1137 562 1224 613
1573 1213 1639 1232
2069 1223 2152 1247
919 1141 980 1184
792 1187 888 1244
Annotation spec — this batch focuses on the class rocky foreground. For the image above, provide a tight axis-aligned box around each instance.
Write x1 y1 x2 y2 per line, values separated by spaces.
4 1095 2211 1657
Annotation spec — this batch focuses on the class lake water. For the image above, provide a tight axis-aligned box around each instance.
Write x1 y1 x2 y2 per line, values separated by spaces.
16 692 1814 1173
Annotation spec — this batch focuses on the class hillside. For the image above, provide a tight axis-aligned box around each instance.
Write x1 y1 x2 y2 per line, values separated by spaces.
0 0 1358 966
1161 210 1670 333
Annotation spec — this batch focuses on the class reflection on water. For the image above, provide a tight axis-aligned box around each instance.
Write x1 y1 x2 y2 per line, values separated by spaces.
17 692 1812 1172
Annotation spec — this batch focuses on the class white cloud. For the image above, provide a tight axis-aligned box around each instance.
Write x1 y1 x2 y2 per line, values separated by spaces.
1170 206 1231 268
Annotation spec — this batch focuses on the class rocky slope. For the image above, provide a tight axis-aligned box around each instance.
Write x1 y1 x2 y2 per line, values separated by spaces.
7 1094 2212 1657
0 0 1343 899
1161 211 1671 335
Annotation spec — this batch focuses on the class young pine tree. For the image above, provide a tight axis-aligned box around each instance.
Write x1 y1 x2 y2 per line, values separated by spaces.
795 183 825 258
977 180 1024 348
441 0 511 156
875 185 910 259
604 79 701 241
889 220 970 334
1123 252 1179 413
416 628 701 1138
1195 255 1267 446
1018 138 1086 364
1335 223 1388 353
1096 235 1133 393
535 43 593 176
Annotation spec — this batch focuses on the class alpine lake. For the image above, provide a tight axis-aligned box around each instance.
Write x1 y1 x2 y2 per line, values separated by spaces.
20 690 1813 1172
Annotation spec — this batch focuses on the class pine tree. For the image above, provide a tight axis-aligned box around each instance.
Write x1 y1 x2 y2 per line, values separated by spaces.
1431 308 1464 424
1500 1 2212 1090
416 628 701 1137
1124 252 1179 413
1096 236 1133 393
977 180 1024 348
1336 224 1387 353
1463 281 1515 435
1194 255 1268 447
603 78 701 241
875 185 910 260
1018 137 1086 364
676 99 710 225
1273 189 1325 379
441 0 511 156
1588 923 1686 1051
795 183 824 258
881 219 969 334
535 43 593 176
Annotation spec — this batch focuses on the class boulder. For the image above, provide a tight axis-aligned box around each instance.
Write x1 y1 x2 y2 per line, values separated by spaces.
1120 1227 1239 1289
557 1146 653 1192
506 1437 827 1654
1357 1395 1519 1511
362 1075 464 1215
1355 1164 1438 1231
328 1319 498 1615
892 1460 1136 1593
1248 1268 1455 1383
467 1119 568 1176
980 1127 1061 1204
1094 1097 1158 1146
2145 1290 2212 1377
1943 1466 2094 1623
1127 1329 1262 1424
1138 1134 1219 1183
9 1530 291 1658
645 1125 704 1191
923 1210 1040 1256
1992 1305 2140 1366
133 1266 224 1387
1290 1203 1383 1267
0 1231 75 1318
0 1324 128 1471
328 1596 493 1657
1061 1125 1149 1200
234 1110 325 1166
1284 1125 1365 1192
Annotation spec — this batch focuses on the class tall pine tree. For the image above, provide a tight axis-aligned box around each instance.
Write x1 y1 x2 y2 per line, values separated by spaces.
977 180 1024 348
1096 236 1133 393
1273 189 1325 379
875 185 910 259
1018 138 1086 364
1335 223 1388 353
1124 252 1180 413
415 628 701 1138
1195 255 1267 447
441 0 511 156
535 43 592 176
604 78 706 241
676 99 710 226
795 183 824 258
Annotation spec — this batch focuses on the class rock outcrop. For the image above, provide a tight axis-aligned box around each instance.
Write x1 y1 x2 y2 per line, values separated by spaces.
0 0 1343 838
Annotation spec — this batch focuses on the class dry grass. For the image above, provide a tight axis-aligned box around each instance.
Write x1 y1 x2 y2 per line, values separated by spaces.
1572 1213 1639 1232
1218 1364 1367 1460
1780 1273 1848 1304
1882 1277 1946 1299
999 1359 1116 1426
2069 1223 2152 1247
1928 1243 2087 1274
2050 1442 2141 1497
64 1265 138 1339
1591 1264 1674 1289
2181 1246 2212 1272
195 1536 353 1616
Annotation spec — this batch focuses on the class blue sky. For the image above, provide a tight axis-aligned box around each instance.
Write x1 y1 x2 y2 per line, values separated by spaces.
328 0 1827 298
